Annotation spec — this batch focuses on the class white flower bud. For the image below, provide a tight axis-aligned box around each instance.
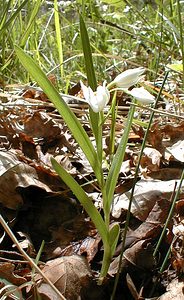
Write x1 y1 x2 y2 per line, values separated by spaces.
130 86 155 104
113 67 145 88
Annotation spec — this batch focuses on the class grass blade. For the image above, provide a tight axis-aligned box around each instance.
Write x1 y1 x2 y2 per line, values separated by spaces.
54 0 64 78
109 223 120 256
20 0 42 47
79 14 99 140
0 0 28 34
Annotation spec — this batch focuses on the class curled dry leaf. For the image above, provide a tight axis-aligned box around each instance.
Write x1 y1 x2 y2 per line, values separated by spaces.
0 262 26 286
0 150 52 209
167 140 184 162
109 240 155 276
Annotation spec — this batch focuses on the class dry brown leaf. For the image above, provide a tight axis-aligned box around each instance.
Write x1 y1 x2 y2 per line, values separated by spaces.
167 140 184 162
36 255 92 300
158 278 184 300
145 168 183 180
0 262 26 286
0 150 52 209
141 147 162 172
109 240 155 276
23 111 61 139
112 179 184 221
148 123 165 154
161 122 184 143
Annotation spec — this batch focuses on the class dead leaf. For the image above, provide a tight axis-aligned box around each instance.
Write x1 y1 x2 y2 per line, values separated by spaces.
167 140 184 162
145 168 183 180
158 278 184 300
141 147 162 172
109 240 155 276
161 122 184 143
36 255 92 300
0 262 26 286
0 150 52 209
23 111 61 139
112 179 184 221
148 123 165 154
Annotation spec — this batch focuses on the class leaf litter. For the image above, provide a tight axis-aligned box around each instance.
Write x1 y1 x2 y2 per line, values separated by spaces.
0 79 184 299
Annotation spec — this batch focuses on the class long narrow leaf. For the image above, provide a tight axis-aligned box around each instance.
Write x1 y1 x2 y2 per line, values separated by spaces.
15 45 102 183
109 223 120 256
51 158 108 245
0 0 28 33
0 0 11 31
105 102 136 211
79 15 97 90
79 15 99 140
20 0 42 47
54 0 64 78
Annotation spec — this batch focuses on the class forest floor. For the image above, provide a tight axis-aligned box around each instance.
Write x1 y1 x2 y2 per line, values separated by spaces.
0 75 184 299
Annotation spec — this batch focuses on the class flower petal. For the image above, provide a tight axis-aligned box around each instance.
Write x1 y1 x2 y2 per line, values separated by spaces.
80 80 94 103
80 81 110 113
113 67 145 89
130 87 155 104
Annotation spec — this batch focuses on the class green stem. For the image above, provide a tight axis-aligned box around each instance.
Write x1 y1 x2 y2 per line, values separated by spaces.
105 98 136 209
98 240 111 284
102 185 109 228
109 90 117 160
97 112 103 165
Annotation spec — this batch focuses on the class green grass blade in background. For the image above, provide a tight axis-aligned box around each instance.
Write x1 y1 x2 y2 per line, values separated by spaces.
0 0 28 33
15 45 102 184
79 15 97 90
51 158 108 245
0 0 11 31
79 14 99 140
20 0 42 47
177 0 184 86
54 0 64 78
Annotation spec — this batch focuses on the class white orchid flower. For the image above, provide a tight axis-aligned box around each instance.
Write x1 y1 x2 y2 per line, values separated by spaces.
129 86 155 104
113 67 145 89
80 80 110 113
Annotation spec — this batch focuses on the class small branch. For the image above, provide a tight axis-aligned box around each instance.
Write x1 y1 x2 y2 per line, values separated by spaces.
126 101 184 120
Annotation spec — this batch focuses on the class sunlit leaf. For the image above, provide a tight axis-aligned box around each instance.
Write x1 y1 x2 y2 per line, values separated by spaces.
167 63 183 72
51 158 108 245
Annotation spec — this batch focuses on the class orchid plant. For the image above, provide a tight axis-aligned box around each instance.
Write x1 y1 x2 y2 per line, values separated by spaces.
15 16 155 284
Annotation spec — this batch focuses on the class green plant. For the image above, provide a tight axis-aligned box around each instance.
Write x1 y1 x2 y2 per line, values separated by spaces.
15 13 155 282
